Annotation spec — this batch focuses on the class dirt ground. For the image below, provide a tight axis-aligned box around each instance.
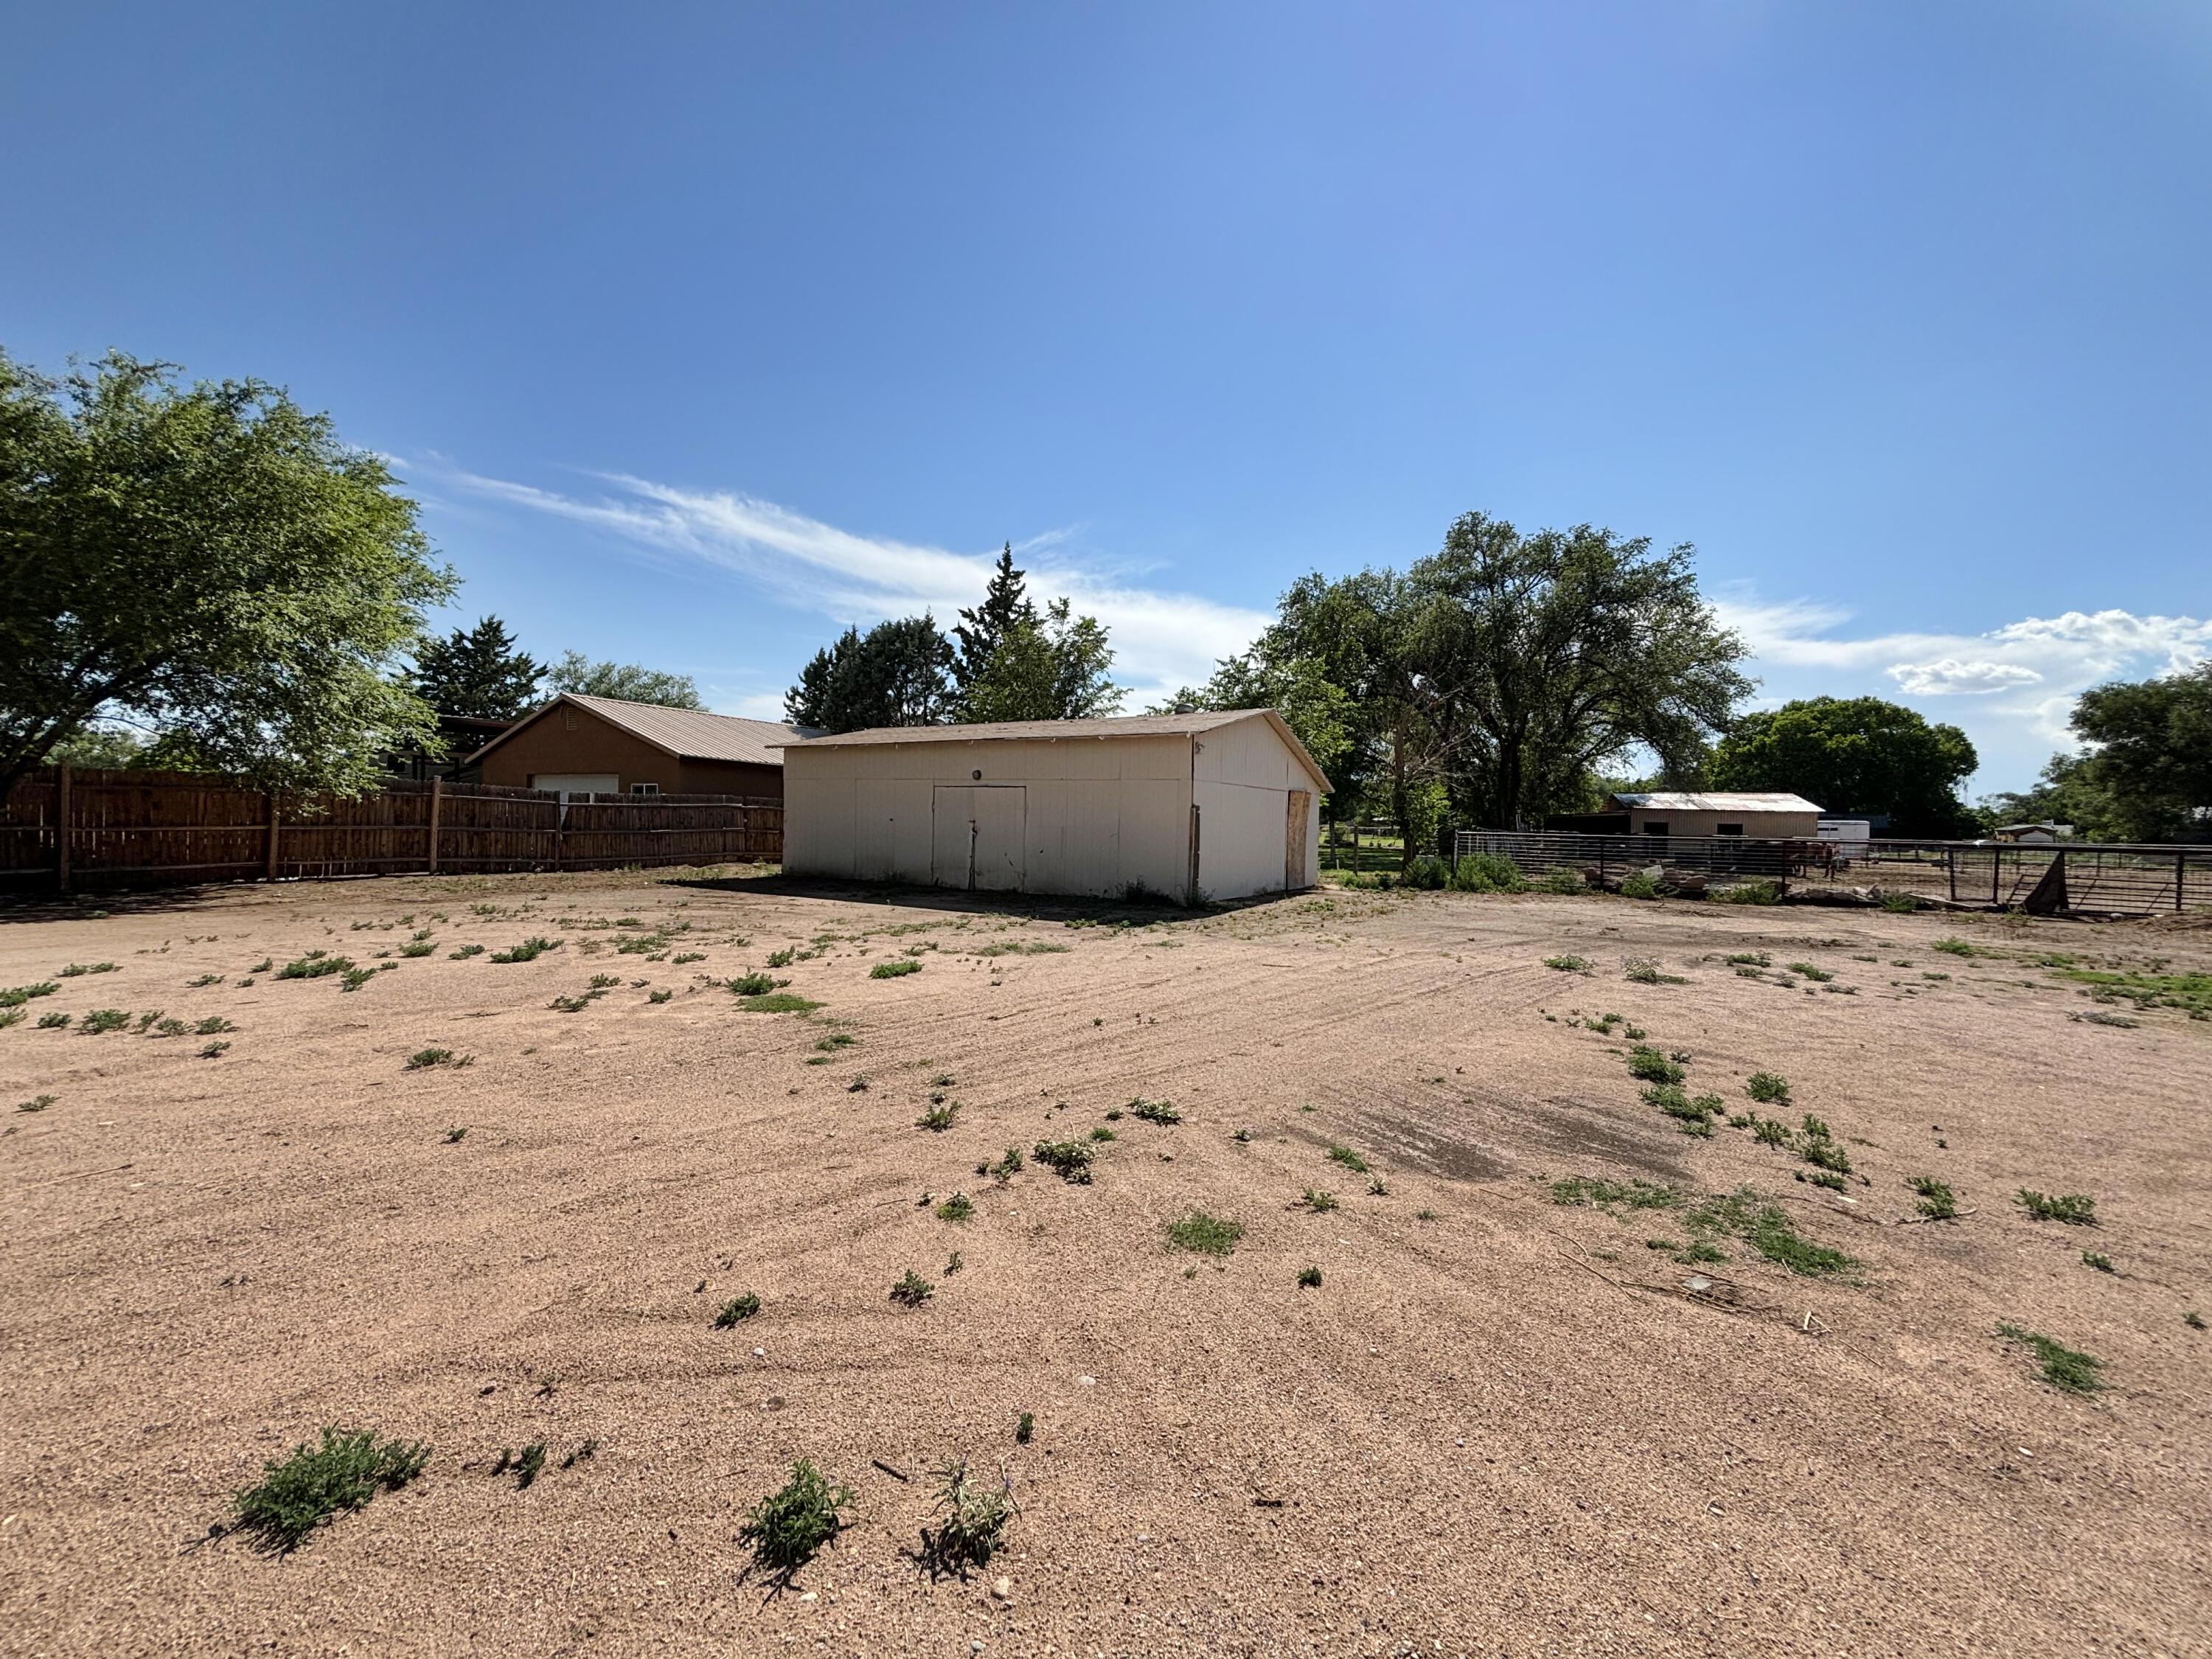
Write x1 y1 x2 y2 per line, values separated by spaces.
2 869 2208 1658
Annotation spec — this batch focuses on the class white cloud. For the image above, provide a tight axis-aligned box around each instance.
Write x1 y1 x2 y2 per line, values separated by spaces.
1885 659 2042 695
435 467 1268 708
1714 591 2212 790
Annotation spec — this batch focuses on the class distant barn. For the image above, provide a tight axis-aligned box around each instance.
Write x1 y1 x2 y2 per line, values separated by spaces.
466 694 810 800
777 710 1332 902
1546 791 1824 838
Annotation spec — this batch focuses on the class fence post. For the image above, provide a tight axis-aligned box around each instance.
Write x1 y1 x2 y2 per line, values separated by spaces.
2179 851 2188 913
265 793 281 881
1947 844 1957 904
427 776 442 875
55 759 73 893
1991 846 2001 906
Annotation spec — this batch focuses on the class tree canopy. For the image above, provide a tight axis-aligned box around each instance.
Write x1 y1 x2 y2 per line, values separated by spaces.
1989 665 2212 842
413 616 543 721
1708 695 1978 835
0 349 452 796
785 616 955 731
961 598 1124 723
546 651 703 709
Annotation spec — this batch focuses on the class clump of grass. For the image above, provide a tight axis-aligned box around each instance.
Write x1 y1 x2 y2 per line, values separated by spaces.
560 1439 599 1470
1296 1265 1323 1288
2081 1251 2114 1273
37 1011 70 1028
1908 1176 1958 1220
1032 1140 1094 1183
936 1192 975 1222
1623 956 1686 984
2016 1189 2097 1225
1015 1411 1034 1443
1537 868 1586 894
1800 1136 1852 1175
1128 1097 1180 1124
80 1009 130 1034
1645 1085 1724 1135
737 992 821 1013
1088 1125 1116 1142
399 940 435 958
587 973 621 990
1996 1322 2103 1393
200 1040 231 1058
1675 1189 1854 1276
726 972 782 996
647 988 672 1004
1932 937 1979 957
448 943 485 959
1713 880 1779 905
338 967 377 992
2185 1312 2207 1331
1164 1211 1242 1256
1749 1119 1792 1148
1618 872 1661 901
1326 1144 1369 1173
59 962 119 977
1550 1175 1683 1211
1 981 59 1006
406 1047 458 1069
918 1101 960 1132
277 951 354 980
870 959 922 979
1787 962 1833 981
444 1125 467 1142
232 1427 432 1554
920 1457 1019 1575
1626 1046 1685 1085
1742 1072 1790 1106
987 1145 1023 1179
1543 955 1593 974
15 1094 57 1113
739 1460 855 1580
489 936 561 963
890 1269 935 1307
715 1293 763 1326
816 1032 857 1051
193 1015 235 1035
1879 891 1921 913
1298 1186 1339 1212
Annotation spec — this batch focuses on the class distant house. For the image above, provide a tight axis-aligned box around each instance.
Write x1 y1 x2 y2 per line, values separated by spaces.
1597 791 1823 838
465 694 812 800
1992 821 2073 843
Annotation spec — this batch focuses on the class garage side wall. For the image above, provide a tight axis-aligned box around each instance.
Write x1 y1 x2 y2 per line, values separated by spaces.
782 736 1194 898
478 709 675 793
1193 717 1321 898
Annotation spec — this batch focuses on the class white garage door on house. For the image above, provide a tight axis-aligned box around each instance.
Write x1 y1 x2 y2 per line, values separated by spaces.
776 709 1332 904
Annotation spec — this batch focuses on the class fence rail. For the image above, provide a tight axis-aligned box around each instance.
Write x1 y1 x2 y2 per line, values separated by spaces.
1452 830 2212 916
0 765 782 891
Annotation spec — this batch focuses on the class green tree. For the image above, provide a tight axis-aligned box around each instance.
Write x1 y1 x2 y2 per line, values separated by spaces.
1977 751 2120 838
1165 648 1354 790
412 616 543 720
785 615 955 731
1708 695 1978 835
951 543 1036 700
960 599 1125 723
546 651 703 709
0 349 452 797
2065 664 2212 841
1416 513 1750 831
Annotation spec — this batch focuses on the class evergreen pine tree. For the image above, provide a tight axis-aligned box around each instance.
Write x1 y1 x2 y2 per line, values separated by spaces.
412 616 544 720
951 544 1036 697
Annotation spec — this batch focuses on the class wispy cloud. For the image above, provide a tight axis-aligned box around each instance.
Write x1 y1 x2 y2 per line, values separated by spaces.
435 467 1268 706
1714 591 2212 784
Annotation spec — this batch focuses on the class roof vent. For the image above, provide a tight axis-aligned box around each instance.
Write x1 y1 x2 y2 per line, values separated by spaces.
1173 703 1197 715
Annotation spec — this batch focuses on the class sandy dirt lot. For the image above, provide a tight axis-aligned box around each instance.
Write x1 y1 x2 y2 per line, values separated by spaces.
2 869 2208 1658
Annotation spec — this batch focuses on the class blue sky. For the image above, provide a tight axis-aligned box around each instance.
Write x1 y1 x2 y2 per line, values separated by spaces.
7 1 2209 793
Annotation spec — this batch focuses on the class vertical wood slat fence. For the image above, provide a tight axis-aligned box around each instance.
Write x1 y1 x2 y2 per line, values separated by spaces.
0 765 782 891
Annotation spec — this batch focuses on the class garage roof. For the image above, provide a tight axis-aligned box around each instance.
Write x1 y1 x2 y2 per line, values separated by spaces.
465 695 814 768
777 708 1332 791
1608 791 1824 814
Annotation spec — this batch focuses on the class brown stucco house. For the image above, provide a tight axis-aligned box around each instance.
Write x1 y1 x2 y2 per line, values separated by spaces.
465 694 812 799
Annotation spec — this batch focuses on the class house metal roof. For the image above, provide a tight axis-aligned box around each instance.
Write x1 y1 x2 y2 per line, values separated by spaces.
776 708 1332 792
1609 791 1825 814
465 695 814 768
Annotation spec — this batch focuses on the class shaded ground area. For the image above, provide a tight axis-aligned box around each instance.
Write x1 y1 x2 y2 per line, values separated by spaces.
3 871 2208 1655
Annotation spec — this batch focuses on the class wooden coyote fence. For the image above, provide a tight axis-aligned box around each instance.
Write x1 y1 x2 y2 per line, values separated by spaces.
1453 830 2212 917
0 765 782 891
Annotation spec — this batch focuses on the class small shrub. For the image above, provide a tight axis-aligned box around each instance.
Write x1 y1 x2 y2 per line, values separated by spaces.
1623 956 1684 984
988 1145 1023 1179
1015 1411 1034 1443
1712 880 1779 905
549 993 593 1013
715 1293 763 1326
449 943 485 959
1627 1046 1684 1085
1164 1211 1242 1256
1298 1186 1339 1212
1996 1322 2103 1393
918 1102 960 1132
1745 1072 1791 1105
2081 1251 2114 1273
921 1457 1019 1573
1618 871 1661 900
1800 1113 1831 1140
890 1269 934 1307
199 1040 231 1058
671 951 706 965
2016 1189 2098 1225
37 1011 70 1028
278 952 354 980
0 982 58 1006
1088 1126 1116 1142
726 972 782 996
15 1094 56 1113
1128 1097 1180 1124
1879 891 1921 913
193 1016 234 1035
1932 938 1978 958
740 1460 855 1579
1032 1141 1094 1183
1326 1144 1369 1173
489 936 561 963
444 1125 467 1142
1543 955 1593 974
936 1192 975 1222
1451 851 1526 892
399 941 435 958
338 967 376 992
816 1032 858 1051
80 1009 130 1034
59 962 119 977
1537 867 1585 894
2185 1312 2207 1331
233 1427 432 1554
1296 1265 1323 1288
1908 1176 1958 1220
1801 1138 1852 1175
737 992 821 1013
1787 962 1833 982
870 959 922 979
406 1048 456 1069
648 988 672 1004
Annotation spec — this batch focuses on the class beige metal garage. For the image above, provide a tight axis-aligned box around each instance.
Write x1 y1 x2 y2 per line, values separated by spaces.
776 710 1332 902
